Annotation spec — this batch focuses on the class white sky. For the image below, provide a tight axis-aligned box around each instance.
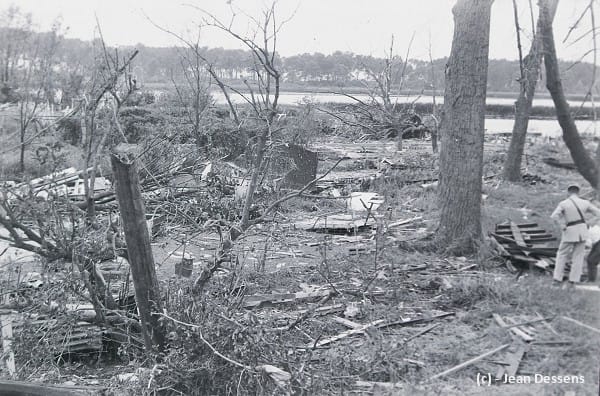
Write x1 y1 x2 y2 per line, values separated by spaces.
0 0 596 61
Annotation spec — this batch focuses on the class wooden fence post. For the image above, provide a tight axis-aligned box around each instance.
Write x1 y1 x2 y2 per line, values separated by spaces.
111 144 165 352
0 310 15 377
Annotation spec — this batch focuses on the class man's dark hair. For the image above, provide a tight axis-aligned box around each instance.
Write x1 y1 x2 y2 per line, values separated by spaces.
568 185 580 194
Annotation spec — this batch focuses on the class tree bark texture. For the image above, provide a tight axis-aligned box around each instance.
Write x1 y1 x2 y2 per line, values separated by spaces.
111 144 166 352
503 0 558 181
437 0 494 253
541 0 599 189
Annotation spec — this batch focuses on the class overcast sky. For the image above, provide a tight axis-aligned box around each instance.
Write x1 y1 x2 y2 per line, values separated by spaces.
0 0 595 61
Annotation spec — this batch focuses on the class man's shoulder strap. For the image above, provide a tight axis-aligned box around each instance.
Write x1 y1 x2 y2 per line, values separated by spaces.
568 197 585 221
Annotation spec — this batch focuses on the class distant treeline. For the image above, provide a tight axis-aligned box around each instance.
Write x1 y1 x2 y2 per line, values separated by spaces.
122 44 598 95
1 24 599 105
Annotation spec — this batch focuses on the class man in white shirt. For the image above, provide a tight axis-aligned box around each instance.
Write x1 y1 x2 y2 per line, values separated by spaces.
551 185 600 285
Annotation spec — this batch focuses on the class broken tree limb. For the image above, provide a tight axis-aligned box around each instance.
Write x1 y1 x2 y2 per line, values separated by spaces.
429 344 510 381
561 316 600 335
111 144 165 352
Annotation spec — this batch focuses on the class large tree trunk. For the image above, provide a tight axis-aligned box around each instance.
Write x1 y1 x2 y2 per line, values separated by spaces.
541 0 599 188
437 0 494 254
503 0 558 181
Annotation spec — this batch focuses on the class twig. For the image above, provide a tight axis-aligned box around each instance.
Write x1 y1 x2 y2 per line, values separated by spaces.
158 312 254 371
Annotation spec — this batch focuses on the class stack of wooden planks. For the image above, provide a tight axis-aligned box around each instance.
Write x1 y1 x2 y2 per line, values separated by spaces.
13 317 105 355
490 222 558 271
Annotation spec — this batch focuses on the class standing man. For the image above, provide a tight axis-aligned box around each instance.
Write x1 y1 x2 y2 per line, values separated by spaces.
551 185 600 286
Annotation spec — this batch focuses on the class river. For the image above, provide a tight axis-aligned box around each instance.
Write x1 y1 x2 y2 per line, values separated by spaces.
211 91 600 138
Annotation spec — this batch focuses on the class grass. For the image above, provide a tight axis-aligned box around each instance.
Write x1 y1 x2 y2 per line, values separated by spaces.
2 114 599 394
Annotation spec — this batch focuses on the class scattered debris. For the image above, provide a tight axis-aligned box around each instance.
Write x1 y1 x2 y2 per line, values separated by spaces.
306 311 455 348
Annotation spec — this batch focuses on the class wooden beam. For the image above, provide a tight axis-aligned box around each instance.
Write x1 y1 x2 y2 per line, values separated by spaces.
510 222 527 247
495 344 528 380
111 144 165 352
562 316 600 335
0 379 102 396
0 313 15 377
430 344 510 380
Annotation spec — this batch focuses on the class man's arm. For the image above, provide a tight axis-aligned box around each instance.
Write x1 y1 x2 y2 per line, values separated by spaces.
551 203 566 229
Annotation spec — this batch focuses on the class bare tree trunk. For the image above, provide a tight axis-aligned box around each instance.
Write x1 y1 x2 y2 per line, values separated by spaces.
541 0 599 188
437 0 494 254
111 144 166 352
240 128 268 228
504 0 558 181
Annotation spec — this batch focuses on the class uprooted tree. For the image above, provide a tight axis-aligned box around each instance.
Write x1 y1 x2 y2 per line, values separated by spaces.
322 36 434 151
437 0 494 254
540 0 600 190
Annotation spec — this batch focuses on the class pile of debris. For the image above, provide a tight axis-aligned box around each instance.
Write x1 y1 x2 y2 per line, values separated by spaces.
490 222 558 273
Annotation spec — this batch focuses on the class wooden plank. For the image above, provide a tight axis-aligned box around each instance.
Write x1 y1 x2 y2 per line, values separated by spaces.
562 316 600 335
510 223 526 247
242 290 331 309
504 316 554 329
504 317 537 338
504 345 528 378
0 313 15 377
430 344 510 380
376 312 455 330
496 229 546 235
0 380 102 396
332 316 362 329
493 314 534 342
496 223 539 229
311 319 386 348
